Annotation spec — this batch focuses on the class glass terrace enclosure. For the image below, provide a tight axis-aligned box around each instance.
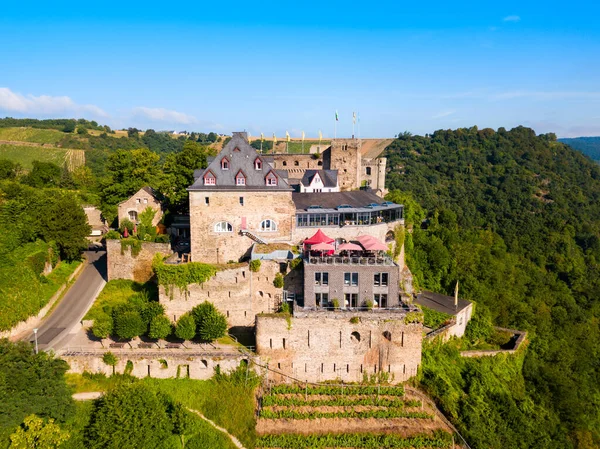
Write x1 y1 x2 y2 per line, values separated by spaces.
296 202 403 227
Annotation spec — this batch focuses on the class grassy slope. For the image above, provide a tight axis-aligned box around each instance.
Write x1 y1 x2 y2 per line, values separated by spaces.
0 245 81 331
0 127 65 144
64 374 252 448
0 144 70 169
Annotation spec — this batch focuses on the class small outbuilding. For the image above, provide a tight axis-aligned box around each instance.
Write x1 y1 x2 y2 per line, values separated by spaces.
414 290 473 338
117 186 163 227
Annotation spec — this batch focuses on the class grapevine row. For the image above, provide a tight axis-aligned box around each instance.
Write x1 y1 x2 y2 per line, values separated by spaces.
262 395 421 408
259 408 433 420
269 384 405 396
256 430 453 448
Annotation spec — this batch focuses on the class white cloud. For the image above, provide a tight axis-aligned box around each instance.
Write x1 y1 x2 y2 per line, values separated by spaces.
0 87 107 117
503 15 521 22
131 107 197 125
432 109 457 119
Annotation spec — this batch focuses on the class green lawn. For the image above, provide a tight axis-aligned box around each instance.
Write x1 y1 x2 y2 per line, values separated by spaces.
274 140 331 154
0 127 66 144
83 279 158 322
0 144 70 168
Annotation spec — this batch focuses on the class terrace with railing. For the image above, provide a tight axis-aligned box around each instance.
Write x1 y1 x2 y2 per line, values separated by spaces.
304 254 396 266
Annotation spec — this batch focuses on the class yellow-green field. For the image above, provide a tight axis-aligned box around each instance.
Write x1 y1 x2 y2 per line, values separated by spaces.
0 144 69 168
0 127 65 144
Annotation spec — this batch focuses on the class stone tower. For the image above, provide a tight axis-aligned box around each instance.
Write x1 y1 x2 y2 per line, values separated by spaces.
329 139 361 191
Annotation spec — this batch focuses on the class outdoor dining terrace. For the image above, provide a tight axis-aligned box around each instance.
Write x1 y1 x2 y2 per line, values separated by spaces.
305 254 396 266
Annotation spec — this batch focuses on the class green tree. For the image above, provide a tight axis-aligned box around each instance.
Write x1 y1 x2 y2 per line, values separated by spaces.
9 415 70 449
38 193 91 260
175 313 196 341
86 384 173 449
273 273 284 288
102 352 118 375
198 310 227 342
92 314 113 339
62 121 76 133
113 311 145 340
148 315 172 340
76 126 88 135
0 159 20 180
23 161 62 188
0 340 75 445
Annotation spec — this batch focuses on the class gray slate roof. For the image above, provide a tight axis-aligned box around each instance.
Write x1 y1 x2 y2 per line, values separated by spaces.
414 290 471 316
293 190 394 210
300 169 338 188
189 132 292 192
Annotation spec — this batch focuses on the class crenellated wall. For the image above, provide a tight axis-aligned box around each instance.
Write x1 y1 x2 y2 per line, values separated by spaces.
255 310 422 384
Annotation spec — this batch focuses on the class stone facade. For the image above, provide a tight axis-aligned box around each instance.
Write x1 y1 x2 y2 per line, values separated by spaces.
272 154 325 174
362 157 387 193
106 239 172 282
189 190 296 263
303 260 400 309
159 260 284 328
118 186 163 227
63 351 247 380
330 139 362 191
255 310 422 384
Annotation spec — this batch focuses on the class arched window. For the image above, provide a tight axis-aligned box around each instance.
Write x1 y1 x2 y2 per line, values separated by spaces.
294 160 299 166
259 219 277 232
350 331 361 343
282 161 287 167
214 221 233 233
383 331 392 341
317 160 323 166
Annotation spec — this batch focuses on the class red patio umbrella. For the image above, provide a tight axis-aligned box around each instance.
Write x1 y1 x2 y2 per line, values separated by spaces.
338 242 363 251
311 242 335 252
303 229 335 245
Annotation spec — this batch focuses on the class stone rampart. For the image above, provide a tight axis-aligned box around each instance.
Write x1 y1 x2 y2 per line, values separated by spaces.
255 311 422 384
159 260 284 328
62 350 247 380
106 239 172 282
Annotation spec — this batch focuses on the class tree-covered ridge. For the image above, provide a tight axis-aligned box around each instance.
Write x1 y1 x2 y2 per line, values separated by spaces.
559 136 600 161
384 126 600 448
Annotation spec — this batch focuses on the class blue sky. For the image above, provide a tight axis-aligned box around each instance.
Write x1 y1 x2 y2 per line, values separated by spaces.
1 1 599 138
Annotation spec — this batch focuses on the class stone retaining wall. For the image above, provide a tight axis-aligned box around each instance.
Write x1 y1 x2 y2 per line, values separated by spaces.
106 239 171 282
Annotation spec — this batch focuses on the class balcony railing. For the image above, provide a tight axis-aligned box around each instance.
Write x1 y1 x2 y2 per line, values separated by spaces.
305 255 396 266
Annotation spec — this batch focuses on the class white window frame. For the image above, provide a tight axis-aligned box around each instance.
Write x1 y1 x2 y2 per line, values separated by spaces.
236 176 246 185
255 159 262 170
214 221 233 233
259 219 277 232
221 158 229 170
204 175 216 185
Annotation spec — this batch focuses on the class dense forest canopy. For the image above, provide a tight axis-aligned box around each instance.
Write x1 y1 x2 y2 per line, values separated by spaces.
385 126 600 448
559 136 600 161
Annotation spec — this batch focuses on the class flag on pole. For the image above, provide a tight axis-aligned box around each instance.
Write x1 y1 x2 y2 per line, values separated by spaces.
286 131 290 142
301 131 305 142
454 281 459 309
247 132 251 143
353 112 356 124
260 132 264 141
335 110 339 121
318 130 322 143
273 133 277 144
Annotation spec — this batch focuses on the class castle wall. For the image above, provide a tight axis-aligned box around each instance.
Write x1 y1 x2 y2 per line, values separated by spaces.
189 190 296 263
255 311 422 384
63 352 247 380
106 239 172 282
159 261 284 328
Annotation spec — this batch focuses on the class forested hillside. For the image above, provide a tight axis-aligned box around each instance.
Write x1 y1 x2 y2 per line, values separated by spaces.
559 136 600 161
385 126 600 448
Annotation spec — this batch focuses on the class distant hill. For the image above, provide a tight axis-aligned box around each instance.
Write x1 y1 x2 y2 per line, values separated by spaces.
558 136 600 160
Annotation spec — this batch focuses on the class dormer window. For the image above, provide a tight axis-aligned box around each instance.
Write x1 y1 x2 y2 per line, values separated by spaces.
236 170 246 186
221 157 230 170
265 171 278 186
204 170 216 185
254 158 262 170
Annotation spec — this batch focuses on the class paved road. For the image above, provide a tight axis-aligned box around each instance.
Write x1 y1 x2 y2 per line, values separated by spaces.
26 250 107 352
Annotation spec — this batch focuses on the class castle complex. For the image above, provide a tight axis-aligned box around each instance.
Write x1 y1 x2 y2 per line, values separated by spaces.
109 131 422 384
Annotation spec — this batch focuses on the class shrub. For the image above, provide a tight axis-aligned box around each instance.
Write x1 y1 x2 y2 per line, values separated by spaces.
289 257 302 270
140 302 165 328
198 311 227 342
191 302 217 332
113 310 145 340
175 313 196 341
102 352 118 368
149 315 172 340
249 259 261 272
331 298 340 309
350 316 360 324
120 237 142 257
153 256 218 295
92 314 113 339
118 219 134 234
104 230 120 240
365 299 374 310
155 234 170 243
124 360 134 375
273 272 284 288
280 300 290 314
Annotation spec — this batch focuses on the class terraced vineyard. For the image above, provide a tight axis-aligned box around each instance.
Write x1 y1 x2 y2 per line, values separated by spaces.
256 383 459 449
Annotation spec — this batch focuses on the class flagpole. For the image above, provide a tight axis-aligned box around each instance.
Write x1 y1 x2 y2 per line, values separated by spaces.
334 112 337 139
352 112 355 139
